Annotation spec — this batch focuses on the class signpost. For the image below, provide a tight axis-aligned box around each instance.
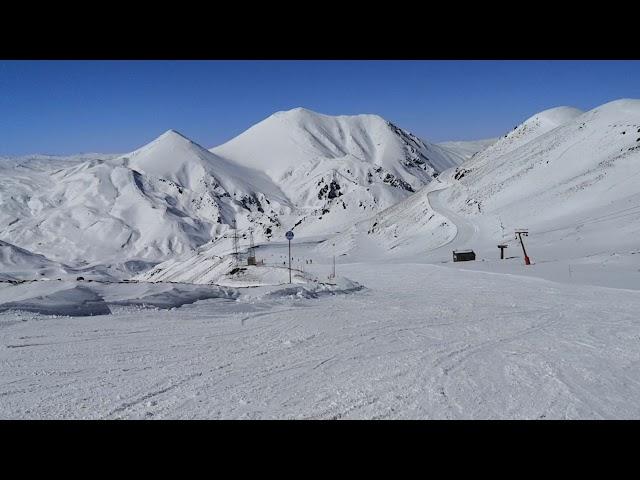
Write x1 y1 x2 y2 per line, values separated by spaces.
286 230 294 283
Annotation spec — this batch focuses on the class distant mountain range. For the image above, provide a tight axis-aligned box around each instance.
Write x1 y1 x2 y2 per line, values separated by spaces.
4 100 639 283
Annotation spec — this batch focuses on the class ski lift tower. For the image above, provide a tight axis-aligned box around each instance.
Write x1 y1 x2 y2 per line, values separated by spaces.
225 219 239 266
221 219 241 265
247 228 257 265
515 229 531 265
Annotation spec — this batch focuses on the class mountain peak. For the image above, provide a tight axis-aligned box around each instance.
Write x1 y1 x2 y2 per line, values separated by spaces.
138 129 212 156
530 106 583 125
268 107 388 128
272 106 321 119
589 98 640 115
155 129 192 143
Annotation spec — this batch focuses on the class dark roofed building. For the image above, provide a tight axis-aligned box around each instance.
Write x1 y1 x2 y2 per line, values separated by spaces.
453 249 476 262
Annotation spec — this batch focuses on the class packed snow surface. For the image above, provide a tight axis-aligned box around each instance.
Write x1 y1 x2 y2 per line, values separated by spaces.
1 263 639 419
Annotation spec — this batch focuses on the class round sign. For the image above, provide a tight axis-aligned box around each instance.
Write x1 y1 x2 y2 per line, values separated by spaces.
285 231 294 240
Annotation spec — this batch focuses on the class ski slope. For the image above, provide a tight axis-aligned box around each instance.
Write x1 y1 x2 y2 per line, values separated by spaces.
314 99 640 289
3 99 640 419
2 263 639 419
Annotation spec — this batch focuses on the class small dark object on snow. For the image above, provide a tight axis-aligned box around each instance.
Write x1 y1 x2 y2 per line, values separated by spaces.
452 250 476 262
76 276 85 281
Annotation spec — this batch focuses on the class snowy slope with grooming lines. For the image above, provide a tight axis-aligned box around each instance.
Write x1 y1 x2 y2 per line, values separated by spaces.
2 262 640 419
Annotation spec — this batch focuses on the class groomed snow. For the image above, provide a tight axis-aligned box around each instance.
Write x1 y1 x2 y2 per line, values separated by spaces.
1 263 638 419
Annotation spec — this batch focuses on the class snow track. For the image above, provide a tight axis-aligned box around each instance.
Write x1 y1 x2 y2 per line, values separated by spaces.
425 179 479 254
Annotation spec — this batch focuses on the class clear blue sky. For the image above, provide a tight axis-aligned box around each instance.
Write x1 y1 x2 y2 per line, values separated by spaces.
1 60 639 156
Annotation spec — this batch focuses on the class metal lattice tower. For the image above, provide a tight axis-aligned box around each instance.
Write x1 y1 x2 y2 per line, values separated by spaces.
231 219 239 265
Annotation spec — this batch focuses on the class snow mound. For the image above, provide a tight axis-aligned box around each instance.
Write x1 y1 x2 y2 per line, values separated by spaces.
0 280 239 317
95 282 238 309
137 248 319 287
216 265 315 288
246 276 364 300
0 285 111 317
0 240 73 280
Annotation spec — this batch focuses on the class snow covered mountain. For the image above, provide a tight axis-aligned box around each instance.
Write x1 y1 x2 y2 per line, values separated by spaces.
5 100 639 284
135 109 464 284
1 110 460 278
439 102 635 225
325 100 640 269
0 130 292 273
0 240 71 281
437 138 498 163
212 108 461 236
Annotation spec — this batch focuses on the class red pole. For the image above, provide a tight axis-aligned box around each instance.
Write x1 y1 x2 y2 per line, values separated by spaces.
517 233 531 265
